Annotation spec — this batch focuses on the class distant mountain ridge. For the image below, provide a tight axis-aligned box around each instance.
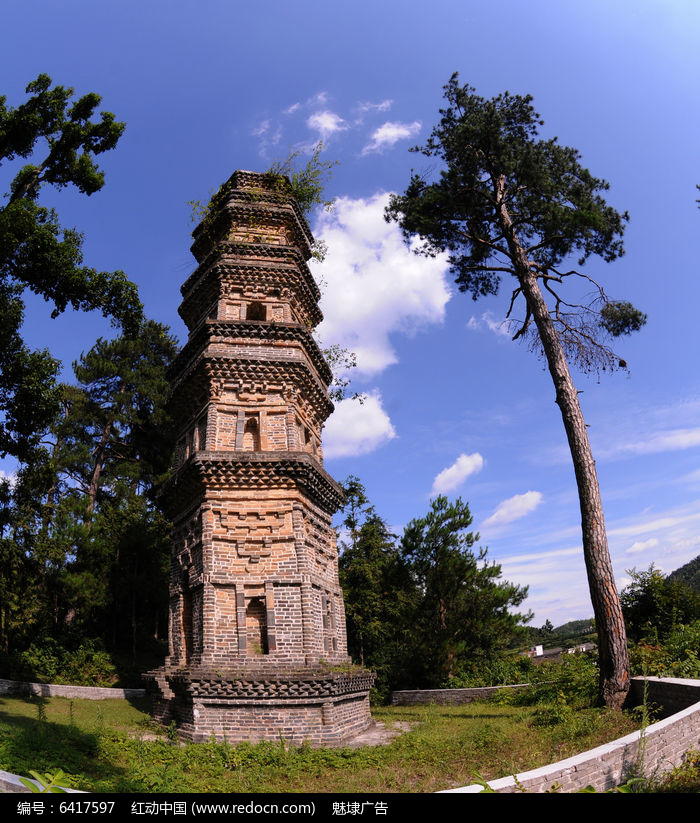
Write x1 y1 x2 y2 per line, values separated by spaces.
667 554 700 593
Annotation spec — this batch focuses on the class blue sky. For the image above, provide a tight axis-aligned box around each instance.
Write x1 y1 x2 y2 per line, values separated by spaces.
3 1 700 626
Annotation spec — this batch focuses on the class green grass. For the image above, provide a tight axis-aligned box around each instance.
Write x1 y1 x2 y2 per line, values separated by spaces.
0 696 639 793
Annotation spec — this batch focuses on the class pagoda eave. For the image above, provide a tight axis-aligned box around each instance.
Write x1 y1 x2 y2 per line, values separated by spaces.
170 320 333 386
160 451 345 516
168 353 334 421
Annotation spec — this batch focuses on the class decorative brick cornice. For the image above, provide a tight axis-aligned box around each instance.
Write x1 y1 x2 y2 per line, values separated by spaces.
161 451 345 515
179 259 323 330
169 354 334 421
186 241 314 289
149 667 375 700
171 320 333 386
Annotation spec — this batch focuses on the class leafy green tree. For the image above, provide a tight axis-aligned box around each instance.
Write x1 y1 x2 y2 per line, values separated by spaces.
621 564 700 643
387 74 645 708
338 475 374 556
0 323 177 658
338 478 415 697
0 74 143 463
48 322 177 644
56 321 178 519
400 495 530 688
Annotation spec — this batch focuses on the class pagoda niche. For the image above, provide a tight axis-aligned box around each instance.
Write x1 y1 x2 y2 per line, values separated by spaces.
145 171 374 744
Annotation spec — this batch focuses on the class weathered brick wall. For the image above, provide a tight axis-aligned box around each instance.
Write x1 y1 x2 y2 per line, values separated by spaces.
170 488 348 667
178 693 372 745
272 583 304 658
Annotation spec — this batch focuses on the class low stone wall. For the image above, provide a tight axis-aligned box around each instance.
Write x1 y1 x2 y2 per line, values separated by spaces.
630 676 700 717
391 683 529 705
442 676 700 793
0 678 146 700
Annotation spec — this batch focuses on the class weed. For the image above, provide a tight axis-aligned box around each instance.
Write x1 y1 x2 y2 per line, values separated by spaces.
35 699 48 726
530 693 573 727
19 769 69 793
94 705 105 734
651 750 700 793
470 723 507 751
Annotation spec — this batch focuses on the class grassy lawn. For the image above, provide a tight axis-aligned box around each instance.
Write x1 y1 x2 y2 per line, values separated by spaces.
0 695 640 793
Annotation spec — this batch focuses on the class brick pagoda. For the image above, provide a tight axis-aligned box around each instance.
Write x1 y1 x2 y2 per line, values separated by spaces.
145 171 373 744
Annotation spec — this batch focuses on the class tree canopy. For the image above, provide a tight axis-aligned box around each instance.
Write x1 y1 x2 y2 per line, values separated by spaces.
0 75 143 465
0 323 177 659
387 73 646 708
386 73 645 374
621 564 700 643
0 74 142 329
338 479 530 695
0 77 170 674
400 495 529 687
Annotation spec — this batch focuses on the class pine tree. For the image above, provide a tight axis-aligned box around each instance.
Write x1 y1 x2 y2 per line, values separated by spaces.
0 323 177 656
0 74 143 463
50 322 178 646
400 496 529 687
387 74 645 707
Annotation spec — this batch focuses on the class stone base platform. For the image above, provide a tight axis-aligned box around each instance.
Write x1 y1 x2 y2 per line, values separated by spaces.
143 665 375 745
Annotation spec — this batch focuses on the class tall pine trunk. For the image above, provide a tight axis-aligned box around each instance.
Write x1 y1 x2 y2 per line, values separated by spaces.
496 177 630 708
85 383 125 523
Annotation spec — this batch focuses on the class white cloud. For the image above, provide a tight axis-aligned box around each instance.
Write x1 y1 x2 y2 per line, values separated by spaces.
607 509 700 539
323 392 396 458
607 427 700 458
284 102 301 115
307 91 329 106
625 537 660 554
251 119 270 137
253 119 282 158
431 453 484 495
467 311 511 338
501 545 581 565
361 120 421 155
482 491 543 528
356 99 393 114
307 110 348 140
311 193 451 377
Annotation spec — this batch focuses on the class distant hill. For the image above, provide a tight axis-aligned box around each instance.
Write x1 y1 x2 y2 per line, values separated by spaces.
667 554 700 593
552 619 594 637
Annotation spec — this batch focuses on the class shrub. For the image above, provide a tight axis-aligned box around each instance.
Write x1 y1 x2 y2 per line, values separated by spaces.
8 638 118 686
501 653 599 707
445 655 534 689
628 621 700 679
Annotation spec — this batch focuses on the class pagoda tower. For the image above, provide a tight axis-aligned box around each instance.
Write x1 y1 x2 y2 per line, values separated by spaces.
145 171 373 744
